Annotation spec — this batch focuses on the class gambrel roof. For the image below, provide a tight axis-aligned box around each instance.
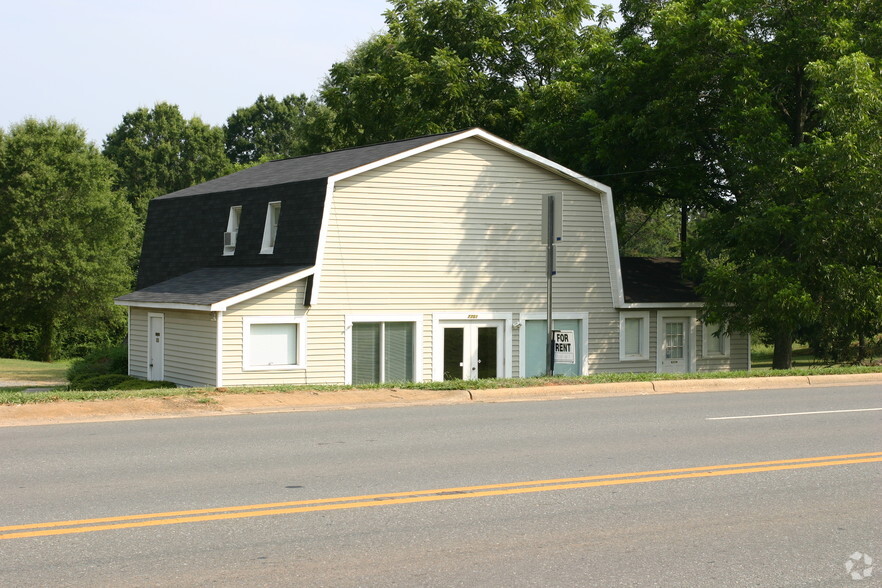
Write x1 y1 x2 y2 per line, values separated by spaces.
116 265 312 311
120 128 704 310
619 257 703 304
158 131 462 200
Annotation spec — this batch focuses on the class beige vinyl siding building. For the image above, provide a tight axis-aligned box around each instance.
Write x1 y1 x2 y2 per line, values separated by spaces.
128 307 216 387
116 128 749 388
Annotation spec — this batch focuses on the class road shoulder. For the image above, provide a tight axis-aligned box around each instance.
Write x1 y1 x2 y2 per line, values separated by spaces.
1 373 879 427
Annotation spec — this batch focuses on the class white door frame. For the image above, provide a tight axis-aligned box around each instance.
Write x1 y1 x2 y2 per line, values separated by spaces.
656 311 696 373
147 312 165 381
432 313 512 381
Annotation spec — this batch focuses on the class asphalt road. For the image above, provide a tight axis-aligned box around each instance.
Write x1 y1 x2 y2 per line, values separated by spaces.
1 384 880 587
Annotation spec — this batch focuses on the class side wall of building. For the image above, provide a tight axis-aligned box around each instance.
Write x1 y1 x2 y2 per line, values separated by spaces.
128 307 217 386
222 281 310 386
129 308 149 379
307 136 619 383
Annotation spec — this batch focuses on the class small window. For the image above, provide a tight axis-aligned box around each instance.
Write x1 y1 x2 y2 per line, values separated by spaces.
703 322 730 357
243 316 305 370
524 319 582 377
223 206 241 256
260 201 281 254
351 322 415 385
620 312 650 361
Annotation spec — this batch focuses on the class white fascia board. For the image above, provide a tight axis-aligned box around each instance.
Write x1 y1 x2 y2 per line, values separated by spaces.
211 267 315 311
114 300 212 312
327 128 612 195
618 302 705 309
115 268 316 313
308 179 337 306
215 310 224 388
600 188 626 308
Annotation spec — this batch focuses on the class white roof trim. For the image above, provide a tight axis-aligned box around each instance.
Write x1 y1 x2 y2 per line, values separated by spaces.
114 267 315 313
618 302 705 309
307 180 337 305
327 128 612 195
211 267 314 311
114 301 212 312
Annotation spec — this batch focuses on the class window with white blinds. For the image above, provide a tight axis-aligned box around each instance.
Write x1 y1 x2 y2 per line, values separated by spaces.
242 316 305 371
619 312 650 360
351 322 414 385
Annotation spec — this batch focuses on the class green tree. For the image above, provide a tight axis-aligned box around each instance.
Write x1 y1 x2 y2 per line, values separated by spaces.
103 102 230 221
224 93 336 164
602 0 882 367
0 119 136 361
321 0 605 146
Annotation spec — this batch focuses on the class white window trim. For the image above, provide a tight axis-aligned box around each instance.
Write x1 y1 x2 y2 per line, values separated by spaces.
260 201 281 255
242 315 306 371
702 322 730 358
517 312 589 377
431 312 513 381
656 311 697 373
344 314 423 385
619 311 650 361
223 205 241 256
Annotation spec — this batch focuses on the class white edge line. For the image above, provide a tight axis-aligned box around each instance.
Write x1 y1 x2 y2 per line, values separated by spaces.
708 407 882 420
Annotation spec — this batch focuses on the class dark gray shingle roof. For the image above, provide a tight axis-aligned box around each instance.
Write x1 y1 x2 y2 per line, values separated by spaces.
158 131 463 199
117 265 311 307
620 257 702 303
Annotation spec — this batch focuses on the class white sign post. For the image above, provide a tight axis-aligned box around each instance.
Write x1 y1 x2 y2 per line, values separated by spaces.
553 330 576 364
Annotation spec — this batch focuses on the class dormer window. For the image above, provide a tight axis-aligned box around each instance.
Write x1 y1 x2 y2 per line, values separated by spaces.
260 201 281 254
223 206 242 256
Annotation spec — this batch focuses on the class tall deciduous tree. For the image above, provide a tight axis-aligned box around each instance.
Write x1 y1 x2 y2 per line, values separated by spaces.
224 93 336 164
0 119 136 361
321 0 605 146
103 102 230 221
591 0 882 367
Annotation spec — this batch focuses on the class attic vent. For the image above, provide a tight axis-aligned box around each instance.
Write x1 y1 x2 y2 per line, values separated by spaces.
224 231 237 247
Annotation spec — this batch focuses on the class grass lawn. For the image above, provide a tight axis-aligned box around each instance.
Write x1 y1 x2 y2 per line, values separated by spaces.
751 343 822 369
0 357 71 383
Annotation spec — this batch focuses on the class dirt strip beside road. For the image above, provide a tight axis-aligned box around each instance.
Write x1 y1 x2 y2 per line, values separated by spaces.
1 373 879 427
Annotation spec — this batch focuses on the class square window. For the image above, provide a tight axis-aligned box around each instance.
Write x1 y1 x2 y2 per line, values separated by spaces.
524 319 582 377
243 316 305 370
703 323 729 357
351 321 415 385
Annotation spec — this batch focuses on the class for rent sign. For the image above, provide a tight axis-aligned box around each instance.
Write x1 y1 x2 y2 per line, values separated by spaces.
553 330 575 364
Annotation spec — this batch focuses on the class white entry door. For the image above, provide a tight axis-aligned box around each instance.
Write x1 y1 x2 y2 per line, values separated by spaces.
659 317 689 373
148 314 165 381
441 321 504 380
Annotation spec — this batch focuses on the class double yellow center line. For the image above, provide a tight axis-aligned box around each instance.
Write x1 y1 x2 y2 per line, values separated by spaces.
3 451 880 541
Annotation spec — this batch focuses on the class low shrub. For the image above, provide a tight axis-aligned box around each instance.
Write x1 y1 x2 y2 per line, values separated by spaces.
113 379 177 390
67 344 128 384
68 373 177 391
69 374 131 391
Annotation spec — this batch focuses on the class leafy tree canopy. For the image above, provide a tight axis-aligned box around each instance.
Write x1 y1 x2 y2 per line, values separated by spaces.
224 93 337 164
103 102 230 221
597 0 882 367
0 119 136 361
321 0 609 146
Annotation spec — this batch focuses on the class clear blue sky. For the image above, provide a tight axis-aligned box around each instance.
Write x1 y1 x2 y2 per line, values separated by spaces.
1 0 390 145
2 0 618 147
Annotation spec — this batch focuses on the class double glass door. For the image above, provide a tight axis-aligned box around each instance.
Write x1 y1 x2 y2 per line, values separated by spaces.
442 321 503 380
